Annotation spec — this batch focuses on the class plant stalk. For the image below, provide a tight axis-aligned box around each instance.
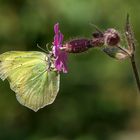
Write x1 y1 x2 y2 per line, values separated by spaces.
130 54 140 93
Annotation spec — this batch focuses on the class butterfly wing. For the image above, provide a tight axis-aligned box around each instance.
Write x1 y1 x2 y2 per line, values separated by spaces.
0 51 60 111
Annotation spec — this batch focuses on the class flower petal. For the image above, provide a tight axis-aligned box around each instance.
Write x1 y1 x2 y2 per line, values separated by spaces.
54 23 59 34
52 23 68 73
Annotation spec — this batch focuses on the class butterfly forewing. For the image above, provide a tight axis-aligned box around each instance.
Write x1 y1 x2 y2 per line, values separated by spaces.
0 51 60 111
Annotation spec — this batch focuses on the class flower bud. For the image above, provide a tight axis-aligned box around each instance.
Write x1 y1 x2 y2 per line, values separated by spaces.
91 37 104 47
92 32 103 38
103 47 129 60
104 28 120 46
62 38 91 53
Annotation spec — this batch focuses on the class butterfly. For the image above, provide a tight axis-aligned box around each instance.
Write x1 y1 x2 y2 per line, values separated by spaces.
0 23 68 112
0 51 60 112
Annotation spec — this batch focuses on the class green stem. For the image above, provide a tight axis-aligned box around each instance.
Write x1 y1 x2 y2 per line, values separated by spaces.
130 54 140 93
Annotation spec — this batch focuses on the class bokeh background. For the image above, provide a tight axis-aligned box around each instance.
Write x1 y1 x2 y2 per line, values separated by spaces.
0 0 140 140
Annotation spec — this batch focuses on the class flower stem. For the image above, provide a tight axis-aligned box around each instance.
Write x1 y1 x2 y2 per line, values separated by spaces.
124 14 140 93
130 54 140 93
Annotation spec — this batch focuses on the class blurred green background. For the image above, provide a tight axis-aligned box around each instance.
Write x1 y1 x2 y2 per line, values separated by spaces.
0 0 140 140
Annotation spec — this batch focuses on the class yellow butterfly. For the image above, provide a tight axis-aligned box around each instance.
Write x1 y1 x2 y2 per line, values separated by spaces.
0 51 60 112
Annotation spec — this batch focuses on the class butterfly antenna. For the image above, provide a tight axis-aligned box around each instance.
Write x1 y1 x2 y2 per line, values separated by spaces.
37 44 48 53
46 43 51 52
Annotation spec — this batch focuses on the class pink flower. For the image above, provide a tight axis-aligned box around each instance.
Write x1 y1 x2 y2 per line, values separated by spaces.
53 23 68 73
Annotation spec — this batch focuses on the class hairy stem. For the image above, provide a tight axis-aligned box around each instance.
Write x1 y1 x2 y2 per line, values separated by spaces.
125 14 140 93
130 54 140 93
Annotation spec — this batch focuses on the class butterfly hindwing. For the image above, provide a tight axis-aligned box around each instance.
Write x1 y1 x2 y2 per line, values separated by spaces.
0 51 60 111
